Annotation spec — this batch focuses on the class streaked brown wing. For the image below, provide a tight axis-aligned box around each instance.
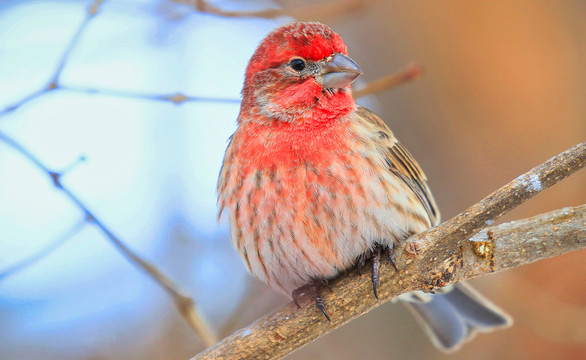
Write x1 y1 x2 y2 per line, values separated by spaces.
355 106 440 226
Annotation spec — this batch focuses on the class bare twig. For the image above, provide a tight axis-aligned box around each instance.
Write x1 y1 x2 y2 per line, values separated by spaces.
193 143 585 360
59 86 240 105
354 63 423 98
49 0 106 87
0 0 240 115
0 220 86 281
0 0 106 116
61 60 422 104
0 131 218 346
0 0 409 117
1 88 48 115
176 0 367 20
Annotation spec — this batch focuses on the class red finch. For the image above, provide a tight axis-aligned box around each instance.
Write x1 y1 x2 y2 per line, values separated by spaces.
218 22 511 352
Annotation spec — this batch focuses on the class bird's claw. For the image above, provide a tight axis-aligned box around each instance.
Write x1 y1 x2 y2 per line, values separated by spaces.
365 244 401 300
292 280 331 322
372 247 381 300
356 254 367 274
386 247 399 272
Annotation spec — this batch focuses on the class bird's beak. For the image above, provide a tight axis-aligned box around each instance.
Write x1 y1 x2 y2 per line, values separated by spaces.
321 53 362 89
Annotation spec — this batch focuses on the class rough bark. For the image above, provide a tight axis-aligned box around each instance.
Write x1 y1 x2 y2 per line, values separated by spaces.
193 205 584 360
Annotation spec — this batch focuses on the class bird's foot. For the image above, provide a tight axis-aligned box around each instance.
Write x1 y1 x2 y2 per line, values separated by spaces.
371 246 381 299
292 279 331 322
366 244 400 300
385 247 399 272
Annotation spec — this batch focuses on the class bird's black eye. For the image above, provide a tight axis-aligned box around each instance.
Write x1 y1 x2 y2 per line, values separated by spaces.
290 59 306 71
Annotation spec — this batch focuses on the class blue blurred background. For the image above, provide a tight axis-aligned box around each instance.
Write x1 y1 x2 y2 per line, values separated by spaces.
0 1 584 360
0 0 284 358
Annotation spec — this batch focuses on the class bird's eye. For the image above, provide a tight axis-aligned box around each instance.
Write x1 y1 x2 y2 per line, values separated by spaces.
289 59 306 71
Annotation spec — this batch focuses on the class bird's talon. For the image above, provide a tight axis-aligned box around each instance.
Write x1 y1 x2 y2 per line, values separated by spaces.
292 288 304 308
315 294 331 322
371 246 381 300
293 297 301 309
356 254 366 274
386 247 399 272
292 280 331 321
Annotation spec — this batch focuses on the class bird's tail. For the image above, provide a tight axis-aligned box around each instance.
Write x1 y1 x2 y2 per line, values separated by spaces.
400 282 512 352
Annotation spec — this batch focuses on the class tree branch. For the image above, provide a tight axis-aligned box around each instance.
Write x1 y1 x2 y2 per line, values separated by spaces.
193 142 585 360
463 205 584 276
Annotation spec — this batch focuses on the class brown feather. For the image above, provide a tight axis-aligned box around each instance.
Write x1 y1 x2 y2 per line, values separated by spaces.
354 106 440 226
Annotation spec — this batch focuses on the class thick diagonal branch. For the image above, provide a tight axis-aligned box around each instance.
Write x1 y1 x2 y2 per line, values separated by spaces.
193 142 585 360
194 206 584 360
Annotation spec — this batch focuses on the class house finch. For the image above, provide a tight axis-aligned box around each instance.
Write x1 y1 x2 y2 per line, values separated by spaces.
218 21 511 352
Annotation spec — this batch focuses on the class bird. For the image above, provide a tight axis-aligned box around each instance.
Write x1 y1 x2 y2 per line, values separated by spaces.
217 21 511 352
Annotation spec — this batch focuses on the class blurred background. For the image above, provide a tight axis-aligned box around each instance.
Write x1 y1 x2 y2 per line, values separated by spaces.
0 0 584 359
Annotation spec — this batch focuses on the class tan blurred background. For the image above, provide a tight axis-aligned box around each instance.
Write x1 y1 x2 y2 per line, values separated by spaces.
281 1 586 359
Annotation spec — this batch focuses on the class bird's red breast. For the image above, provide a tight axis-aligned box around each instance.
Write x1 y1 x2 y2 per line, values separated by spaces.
218 21 437 295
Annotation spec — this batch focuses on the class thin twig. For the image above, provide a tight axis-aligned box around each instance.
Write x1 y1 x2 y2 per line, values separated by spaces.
193 143 585 360
0 88 48 115
54 60 424 108
0 0 402 117
0 131 218 346
48 0 106 87
175 0 367 20
0 0 106 116
59 86 241 105
0 220 87 281
354 63 423 98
